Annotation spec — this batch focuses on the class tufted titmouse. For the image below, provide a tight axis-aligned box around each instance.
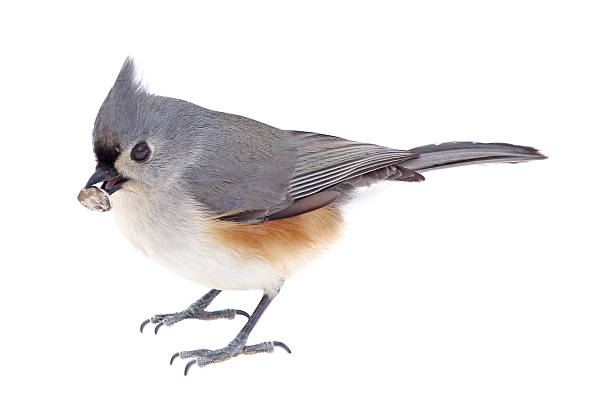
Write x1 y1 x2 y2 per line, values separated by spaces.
80 58 545 374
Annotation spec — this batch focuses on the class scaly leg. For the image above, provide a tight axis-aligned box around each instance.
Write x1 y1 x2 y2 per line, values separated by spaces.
140 289 249 334
171 293 291 374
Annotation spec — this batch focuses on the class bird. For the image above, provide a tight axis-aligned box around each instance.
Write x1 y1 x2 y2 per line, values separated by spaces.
80 57 546 375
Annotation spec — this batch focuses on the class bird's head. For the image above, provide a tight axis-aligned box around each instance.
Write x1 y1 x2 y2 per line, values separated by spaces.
84 57 197 199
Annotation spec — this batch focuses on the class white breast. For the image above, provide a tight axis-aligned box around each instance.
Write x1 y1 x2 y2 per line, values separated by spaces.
109 186 285 294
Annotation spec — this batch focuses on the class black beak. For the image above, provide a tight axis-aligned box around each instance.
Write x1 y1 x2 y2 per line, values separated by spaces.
85 163 127 195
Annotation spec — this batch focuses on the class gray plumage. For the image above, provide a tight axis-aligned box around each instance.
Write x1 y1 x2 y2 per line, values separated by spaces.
93 57 544 224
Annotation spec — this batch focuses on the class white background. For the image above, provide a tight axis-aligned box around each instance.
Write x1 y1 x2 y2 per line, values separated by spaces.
1 1 610 416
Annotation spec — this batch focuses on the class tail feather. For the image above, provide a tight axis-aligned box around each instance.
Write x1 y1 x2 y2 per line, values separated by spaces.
401 142 546 172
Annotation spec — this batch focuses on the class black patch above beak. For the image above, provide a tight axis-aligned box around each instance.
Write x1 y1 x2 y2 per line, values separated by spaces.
85 163 127 195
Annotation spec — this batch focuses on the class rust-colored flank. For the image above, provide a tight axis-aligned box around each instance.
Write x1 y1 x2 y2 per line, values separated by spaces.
210 206 344 271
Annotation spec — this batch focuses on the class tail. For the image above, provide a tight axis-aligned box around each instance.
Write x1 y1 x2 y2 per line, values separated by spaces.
400 142 546 172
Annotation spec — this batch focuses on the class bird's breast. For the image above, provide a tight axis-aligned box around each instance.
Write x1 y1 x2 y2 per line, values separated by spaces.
108 185 343 293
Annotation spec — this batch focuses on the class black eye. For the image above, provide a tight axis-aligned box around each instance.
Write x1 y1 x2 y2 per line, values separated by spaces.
131 142 150 162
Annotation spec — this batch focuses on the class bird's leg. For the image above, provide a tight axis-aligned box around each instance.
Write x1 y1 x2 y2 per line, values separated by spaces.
140 289 250 334
172 293 291 374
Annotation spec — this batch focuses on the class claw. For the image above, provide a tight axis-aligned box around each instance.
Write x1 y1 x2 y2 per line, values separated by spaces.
235 310 250 319
140 319 150 333
273 341 292 354
154 323 163 335
184 359 197 376
170 352 180 365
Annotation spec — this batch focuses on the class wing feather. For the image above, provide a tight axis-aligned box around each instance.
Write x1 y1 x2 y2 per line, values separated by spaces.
193 125 416 223
287 131 416 200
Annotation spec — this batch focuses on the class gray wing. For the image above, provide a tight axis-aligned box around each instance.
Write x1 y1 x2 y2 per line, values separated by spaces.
262 131 423 221
184 111 297 221
287 131 419 200
188 116 418 223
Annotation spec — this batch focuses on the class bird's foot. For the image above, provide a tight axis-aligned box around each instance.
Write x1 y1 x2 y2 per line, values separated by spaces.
140 304 250 334
172 340 291 374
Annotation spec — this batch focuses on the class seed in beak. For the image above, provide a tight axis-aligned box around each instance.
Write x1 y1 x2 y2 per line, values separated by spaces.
77 186 111 212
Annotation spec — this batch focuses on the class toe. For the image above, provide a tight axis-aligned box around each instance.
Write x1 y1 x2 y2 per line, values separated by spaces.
184 360 197 376
139 319 150 333
235 310 251 319
273 341 292 354
154 323 164 334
